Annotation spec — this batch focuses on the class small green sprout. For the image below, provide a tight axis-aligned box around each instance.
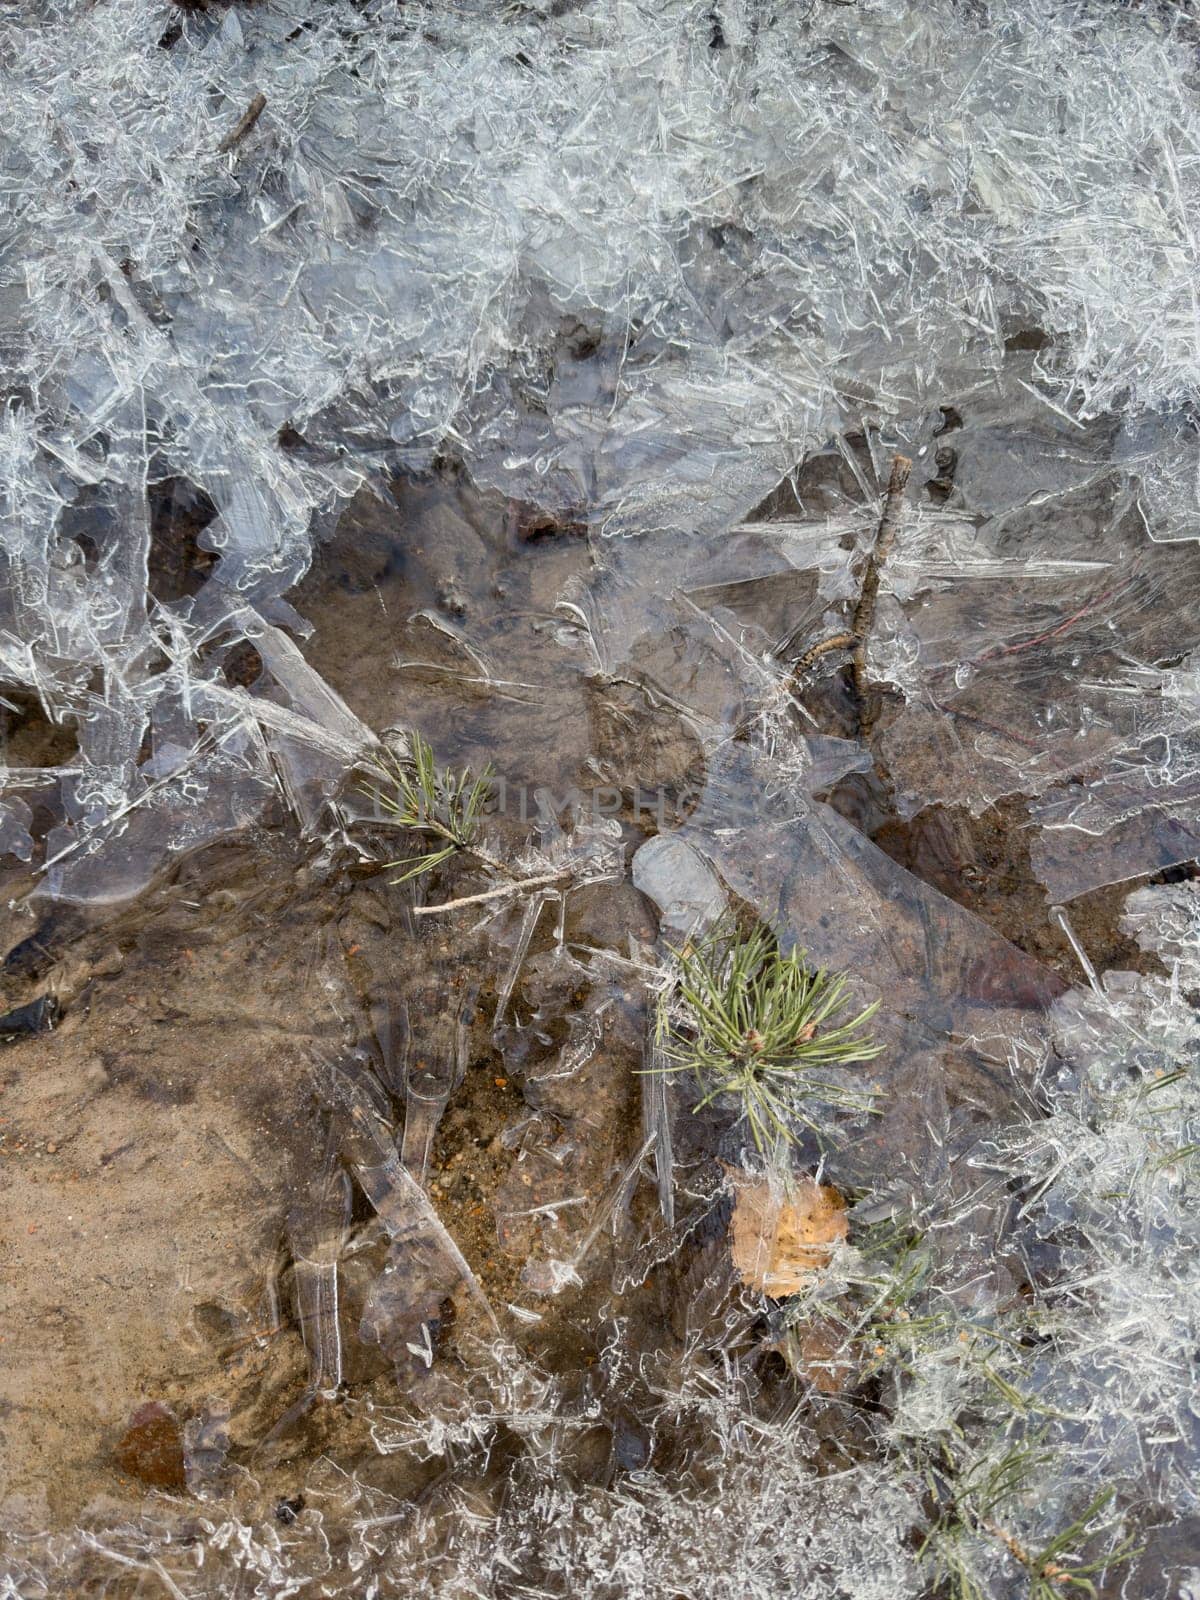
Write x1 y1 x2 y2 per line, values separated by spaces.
364 733 494 884
650 918 883 1155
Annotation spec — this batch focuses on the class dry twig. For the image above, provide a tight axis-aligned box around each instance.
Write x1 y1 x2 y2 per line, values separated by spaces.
794 630 855 672
790 452 911 736
850 453 911 706
411 868 570 917
218 91 267 154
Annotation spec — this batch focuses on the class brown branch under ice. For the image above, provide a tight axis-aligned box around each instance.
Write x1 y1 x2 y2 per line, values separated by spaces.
791 452 911 736
851 452 911 707
218 92 267 154
794 630 855 672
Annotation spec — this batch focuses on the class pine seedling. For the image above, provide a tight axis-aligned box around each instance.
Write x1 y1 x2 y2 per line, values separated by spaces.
364 734 494 884
918 1442 1138 1600
1023 1490 1140 1600
649 918 882 1156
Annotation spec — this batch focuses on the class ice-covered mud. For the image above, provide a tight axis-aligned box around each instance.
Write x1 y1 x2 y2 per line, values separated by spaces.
2 0 1200 1595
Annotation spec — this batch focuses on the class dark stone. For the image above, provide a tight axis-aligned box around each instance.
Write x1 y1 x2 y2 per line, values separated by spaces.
114 1402 187 1492
2 925 62 980
0 995 59 1042
275 1494 305 1525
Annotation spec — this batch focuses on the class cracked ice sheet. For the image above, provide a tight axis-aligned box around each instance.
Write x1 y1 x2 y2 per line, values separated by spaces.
35 610 376 903
578 392 1200 911
666 741 1065 1121
1029 726 1200 904
8 0 1200 917
875 460 1200 803
864 430 1200 894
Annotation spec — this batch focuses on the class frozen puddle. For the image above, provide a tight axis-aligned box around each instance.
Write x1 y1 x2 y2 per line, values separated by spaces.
1 1 1199 1595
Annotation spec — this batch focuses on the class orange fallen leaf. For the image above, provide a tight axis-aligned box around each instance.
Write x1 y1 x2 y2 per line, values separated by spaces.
728 1170 848 1297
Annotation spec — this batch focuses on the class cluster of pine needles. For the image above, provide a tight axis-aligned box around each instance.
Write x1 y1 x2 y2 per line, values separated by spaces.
919 1442 1137 1600
653 917 883 1154
363 733 494 884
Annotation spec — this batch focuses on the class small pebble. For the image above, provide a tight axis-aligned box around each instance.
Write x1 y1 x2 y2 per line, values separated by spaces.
114 1401 186 1492
46 1142 57 1154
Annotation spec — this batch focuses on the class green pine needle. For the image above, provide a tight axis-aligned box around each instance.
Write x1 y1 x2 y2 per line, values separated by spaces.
647 917 883 1155
919 1441 1138 1600
362 733 493 884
